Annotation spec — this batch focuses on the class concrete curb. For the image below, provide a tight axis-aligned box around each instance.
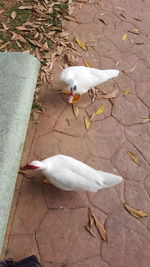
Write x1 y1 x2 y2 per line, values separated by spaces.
0 52 41 255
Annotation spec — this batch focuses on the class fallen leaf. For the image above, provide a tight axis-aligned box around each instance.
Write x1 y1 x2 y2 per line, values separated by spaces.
95 105 105 115
127 151 140 165
122 33 127 40
124 204 149 218
99 18 107 25
124 88 130 96
85 208 95 237
64 15 78 23
132 17 141 22
135 42 144 45
42 178 51 184
0 10 5 15
15 26 29 31
11 31 26 43
56 45 64 55
128 29 140 35
90 105 105 120
76 0 87 2
84 118 91 130
11 11 16 19
84 226 95 237
0 41 10 50
130 28 139 33
84 60 94 68
58 31 69 38
18 5 33 10
2 23 9 30
142 118 150 123
89 208 107 241
18 170 32 179
75 38 87 51
102 88 119 99
72 105 79 118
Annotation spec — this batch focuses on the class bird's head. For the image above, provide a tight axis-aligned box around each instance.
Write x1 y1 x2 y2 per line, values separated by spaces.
20 160 46 171
68 80 78 103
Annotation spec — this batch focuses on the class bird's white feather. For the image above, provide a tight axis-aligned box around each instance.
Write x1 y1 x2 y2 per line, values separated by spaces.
60 66 119 95
32 155 123 192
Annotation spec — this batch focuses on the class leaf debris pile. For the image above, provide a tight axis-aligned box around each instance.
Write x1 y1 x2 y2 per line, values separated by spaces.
0 0 77 83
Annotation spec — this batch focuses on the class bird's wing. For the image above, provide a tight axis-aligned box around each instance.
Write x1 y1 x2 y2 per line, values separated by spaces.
46 155 103 191
96 170 122 188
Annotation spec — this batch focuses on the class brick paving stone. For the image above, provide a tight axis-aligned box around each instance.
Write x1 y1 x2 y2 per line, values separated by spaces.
5 235 40 261
36 208 105 264
11 180 47 235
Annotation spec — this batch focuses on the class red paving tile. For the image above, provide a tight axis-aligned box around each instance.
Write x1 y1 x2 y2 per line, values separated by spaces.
5 0 150 266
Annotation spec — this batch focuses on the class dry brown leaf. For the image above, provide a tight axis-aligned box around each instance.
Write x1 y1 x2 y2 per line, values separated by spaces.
99 18 107 25
84 60 94 68
2 23 9 31
18 5 33 10
15 26 29 31
64 15 78 23
58 31 69 38
56 45 64 55
124 88 130 96
16 40 22 48
124 204 149 218
128 28 140 35
85 208 95 237
84 118 91 130
11 11 16 19
76 0 87 2
127 151 140 165
89 208 107 241
18 170 32 179
142 118 150 123
75 38 87 51
72 105 79 118
102 88 119 99
0 10 5 15
122 33 127 40
0 41 10 50
42 178 51 184
11 31 26 43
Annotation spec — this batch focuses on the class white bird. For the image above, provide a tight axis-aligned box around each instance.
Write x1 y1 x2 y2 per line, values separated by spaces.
20 154 123 192
60 66 119 103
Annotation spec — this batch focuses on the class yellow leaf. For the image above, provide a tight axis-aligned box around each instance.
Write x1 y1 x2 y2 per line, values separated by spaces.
84 118 91 130
75 38 87 51
95 105 105 115
72 105 79 118
124 88 130 96
127 151 139 165
84 60 94 68
124 204 149 218
122 33 127 40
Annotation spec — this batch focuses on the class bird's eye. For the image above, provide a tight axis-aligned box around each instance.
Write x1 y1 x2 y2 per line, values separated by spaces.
73 85 77 91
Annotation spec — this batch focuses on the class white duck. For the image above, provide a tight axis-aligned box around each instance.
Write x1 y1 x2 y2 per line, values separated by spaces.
20 154 123 192
60 66 119 103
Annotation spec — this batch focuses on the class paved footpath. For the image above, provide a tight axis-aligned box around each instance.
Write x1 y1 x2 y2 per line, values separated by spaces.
5 0 150 266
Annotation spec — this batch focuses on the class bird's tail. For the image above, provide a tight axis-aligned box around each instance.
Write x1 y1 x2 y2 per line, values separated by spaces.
102 69 119 80
97 171 123 188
